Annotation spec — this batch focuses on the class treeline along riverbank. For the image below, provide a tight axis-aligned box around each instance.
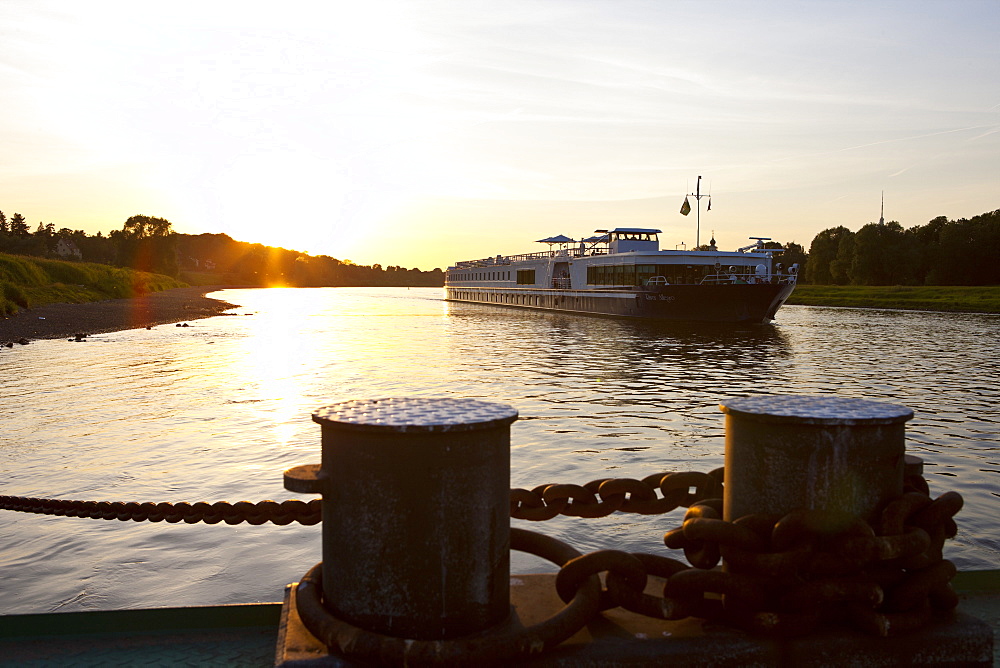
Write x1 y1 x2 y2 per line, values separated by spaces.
804 209 1000 286
0 213 444 289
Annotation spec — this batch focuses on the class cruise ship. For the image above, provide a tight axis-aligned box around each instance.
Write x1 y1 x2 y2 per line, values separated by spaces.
444 228 797 323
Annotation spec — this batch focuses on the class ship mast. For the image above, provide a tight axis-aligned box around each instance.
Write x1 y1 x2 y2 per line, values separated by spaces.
683 175 712 249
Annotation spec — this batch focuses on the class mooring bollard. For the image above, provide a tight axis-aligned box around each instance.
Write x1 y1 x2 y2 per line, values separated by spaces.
719 395 914 523
283 397 518 640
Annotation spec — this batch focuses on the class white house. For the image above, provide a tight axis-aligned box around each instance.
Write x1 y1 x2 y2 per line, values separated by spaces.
54 238 83 260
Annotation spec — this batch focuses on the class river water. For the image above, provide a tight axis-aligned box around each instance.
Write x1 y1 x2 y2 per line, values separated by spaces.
1 287 997 615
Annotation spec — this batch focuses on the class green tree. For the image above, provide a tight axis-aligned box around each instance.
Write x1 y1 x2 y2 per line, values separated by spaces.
123 215 172 238
9 213 30 237
114 214 178 276
0 210 7 235
829 231 856 285
849 221 908 285
929 220 972 284
969 210 1000 285
907 216 948 284
805 226 852 284
78 230 115 264
33 222 56 240
923 214 999 286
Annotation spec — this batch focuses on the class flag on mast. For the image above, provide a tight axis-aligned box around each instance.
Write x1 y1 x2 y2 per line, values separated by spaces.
707 198 711 211
680 196 691 216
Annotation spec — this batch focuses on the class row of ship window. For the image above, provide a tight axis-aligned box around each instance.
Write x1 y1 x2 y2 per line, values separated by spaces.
450 271 513 282
450 264 743 286
587 264 713 286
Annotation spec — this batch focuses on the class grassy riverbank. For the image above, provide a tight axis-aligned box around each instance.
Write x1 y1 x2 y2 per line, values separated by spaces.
1 253 185 316
787 285 1000 313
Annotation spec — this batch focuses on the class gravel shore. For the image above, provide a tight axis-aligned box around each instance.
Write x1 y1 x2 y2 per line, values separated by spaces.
0 286 242 344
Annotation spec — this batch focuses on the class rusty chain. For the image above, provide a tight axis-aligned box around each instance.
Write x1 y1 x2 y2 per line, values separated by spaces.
295 528 603 667
0 468 723 526
557 474 964 638
509 469 724 520
0 496 321 525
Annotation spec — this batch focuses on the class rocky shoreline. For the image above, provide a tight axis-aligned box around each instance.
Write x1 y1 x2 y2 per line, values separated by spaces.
0 286 242 345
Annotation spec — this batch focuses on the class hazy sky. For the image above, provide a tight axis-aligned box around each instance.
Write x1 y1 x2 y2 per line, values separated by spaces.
2 1 997 269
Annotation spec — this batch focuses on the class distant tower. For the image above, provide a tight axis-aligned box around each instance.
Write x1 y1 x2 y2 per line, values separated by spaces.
879 191 885 225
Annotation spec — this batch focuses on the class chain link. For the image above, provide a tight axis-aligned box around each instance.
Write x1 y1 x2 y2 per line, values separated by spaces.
1 467 724 526
509 468 724 520
0 496 321 525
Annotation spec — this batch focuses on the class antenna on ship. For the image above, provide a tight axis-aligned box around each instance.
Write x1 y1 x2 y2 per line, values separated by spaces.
680 175 711 249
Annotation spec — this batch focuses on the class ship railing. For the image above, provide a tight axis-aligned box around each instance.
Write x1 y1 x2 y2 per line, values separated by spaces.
551 278 572 289
453 259 511 269
700 274 746 285
505 248 590 263
506 251 552 263
699 273 797 285
456 247 601 267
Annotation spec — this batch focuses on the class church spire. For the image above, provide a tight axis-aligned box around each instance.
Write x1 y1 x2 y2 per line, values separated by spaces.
879 191 885 225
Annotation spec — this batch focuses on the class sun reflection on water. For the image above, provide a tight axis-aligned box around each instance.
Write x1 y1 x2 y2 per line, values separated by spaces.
229 288 328 447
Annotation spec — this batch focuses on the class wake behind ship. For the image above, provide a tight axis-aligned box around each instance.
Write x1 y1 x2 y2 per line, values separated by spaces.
445 228 797 324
